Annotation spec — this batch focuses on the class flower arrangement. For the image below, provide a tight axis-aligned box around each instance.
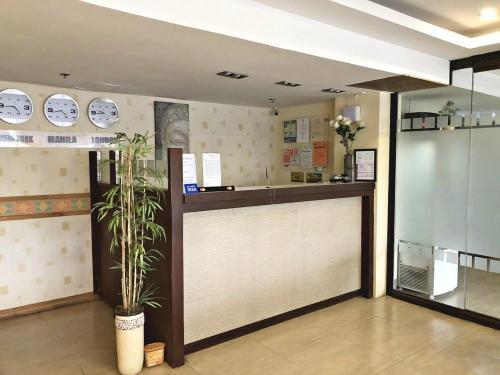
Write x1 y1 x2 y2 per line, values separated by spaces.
329 115 365 155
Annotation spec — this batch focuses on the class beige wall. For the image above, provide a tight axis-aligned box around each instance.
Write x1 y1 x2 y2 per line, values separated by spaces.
0 79 391 312
334 91 390 297
0 80 278 187
274 100 335 184
0 80 279 310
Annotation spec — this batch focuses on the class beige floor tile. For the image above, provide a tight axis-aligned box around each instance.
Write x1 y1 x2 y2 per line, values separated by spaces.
247 317 329 354
334 315 446 361
375 363 426 375
283 334 394 375
0 312 42 329
1 297 498 375
210 353 305 375
2 357 84 375
71 343 118 374
402 339 500 375
186 336 276 375
384 303 469 335
141 363 200 375
448 323 500 360
0 333 71 373
328 296 409 319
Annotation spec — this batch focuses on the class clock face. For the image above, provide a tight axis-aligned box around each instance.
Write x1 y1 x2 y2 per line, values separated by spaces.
0 89 33 124
44 94 79 127
88 97 119 128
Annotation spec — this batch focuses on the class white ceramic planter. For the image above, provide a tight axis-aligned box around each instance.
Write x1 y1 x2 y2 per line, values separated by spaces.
115 312 145 375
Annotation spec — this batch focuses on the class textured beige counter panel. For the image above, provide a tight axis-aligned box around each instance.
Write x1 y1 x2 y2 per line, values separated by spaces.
183 197 361 344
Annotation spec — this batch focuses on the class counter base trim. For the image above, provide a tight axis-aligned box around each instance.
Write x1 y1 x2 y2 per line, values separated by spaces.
184 289 361 354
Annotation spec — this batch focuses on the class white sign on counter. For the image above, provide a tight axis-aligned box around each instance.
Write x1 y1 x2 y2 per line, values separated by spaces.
354 149 377 181
202 153 221 187
182 154 197 192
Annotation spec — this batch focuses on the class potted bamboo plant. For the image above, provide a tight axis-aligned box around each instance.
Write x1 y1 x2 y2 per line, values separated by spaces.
94 133 166 375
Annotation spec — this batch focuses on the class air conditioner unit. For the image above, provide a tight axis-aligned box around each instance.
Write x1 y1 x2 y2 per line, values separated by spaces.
397 241 458 297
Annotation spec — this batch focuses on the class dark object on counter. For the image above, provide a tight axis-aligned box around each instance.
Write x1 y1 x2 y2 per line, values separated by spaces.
198 186 235 192
330 174 351 183
402 112 438 119
306 172 322 183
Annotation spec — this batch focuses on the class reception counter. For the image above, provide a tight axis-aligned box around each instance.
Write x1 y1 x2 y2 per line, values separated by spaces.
90 149 374 367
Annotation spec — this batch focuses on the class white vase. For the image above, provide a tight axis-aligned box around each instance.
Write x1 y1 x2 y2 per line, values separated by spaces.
115 311 145 375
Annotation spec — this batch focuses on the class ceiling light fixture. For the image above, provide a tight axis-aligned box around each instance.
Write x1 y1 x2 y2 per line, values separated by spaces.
217 71 248 79
322 88 345 93
480 7 497 21
275 80 302 87
96 82 121 87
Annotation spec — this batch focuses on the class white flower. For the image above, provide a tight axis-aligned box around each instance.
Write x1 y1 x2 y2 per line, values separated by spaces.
329 120 335 127
345 118 352 125
334 122 340 129
336 114 343 121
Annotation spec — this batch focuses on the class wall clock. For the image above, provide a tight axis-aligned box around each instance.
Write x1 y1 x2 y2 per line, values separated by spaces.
88 97 119 128
0 88 33 124
44 93 79 127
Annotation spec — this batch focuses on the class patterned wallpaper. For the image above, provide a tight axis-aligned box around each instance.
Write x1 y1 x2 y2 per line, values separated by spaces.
188 103 277 186
0 215 92 310
0 80 279 311
0 148 91 196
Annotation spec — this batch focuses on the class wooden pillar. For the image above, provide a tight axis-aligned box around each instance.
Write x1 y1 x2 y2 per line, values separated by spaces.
88 151 100 295
165 148 185 367
361 191 374 298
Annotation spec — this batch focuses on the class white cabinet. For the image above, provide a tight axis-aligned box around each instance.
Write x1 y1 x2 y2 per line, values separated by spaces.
397 241 458 297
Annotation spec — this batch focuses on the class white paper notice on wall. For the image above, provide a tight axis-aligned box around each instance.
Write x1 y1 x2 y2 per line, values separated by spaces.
202 153 221 187
300 148 313 168
296 118 310 143
182 154 197 189
310 116 326 141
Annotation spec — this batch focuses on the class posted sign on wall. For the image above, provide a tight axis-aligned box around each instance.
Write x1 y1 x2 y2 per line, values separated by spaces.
0 129 116 148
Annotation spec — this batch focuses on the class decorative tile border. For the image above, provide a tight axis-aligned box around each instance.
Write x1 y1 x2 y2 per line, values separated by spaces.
0 193 90 221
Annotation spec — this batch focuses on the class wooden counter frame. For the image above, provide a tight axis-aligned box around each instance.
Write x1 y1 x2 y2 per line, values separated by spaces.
89 148 375 368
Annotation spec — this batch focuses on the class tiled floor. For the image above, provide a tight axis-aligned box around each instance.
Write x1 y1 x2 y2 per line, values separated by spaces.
0 296 499 374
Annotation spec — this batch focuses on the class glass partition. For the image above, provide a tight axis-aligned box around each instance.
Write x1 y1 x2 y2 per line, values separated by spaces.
394 67 500 320
465 69 500 319
394 68 473 309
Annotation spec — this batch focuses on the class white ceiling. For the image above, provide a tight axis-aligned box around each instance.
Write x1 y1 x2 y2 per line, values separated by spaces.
253 0 500 59
373 0 500 36
0 0 394 108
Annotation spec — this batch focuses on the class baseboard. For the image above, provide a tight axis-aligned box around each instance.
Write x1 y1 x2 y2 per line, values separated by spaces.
391 290 500 330
184 289 362 354
0 292 97 320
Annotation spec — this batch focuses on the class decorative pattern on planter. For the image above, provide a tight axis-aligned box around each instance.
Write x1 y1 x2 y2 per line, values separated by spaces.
115 313 145 331
0 193 90 221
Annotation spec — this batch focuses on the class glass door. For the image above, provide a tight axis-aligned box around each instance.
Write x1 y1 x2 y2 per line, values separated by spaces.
465 68 500 318
393 68 473 309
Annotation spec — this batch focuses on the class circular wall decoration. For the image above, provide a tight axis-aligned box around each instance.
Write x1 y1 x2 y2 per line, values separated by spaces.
0 88 34 124
44 93 79 127
88 97 119 128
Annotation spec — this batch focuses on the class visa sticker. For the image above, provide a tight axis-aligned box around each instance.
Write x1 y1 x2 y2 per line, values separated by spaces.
184 183 199 195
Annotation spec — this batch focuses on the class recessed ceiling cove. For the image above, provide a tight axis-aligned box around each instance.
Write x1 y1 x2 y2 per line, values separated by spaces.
0 0 394 107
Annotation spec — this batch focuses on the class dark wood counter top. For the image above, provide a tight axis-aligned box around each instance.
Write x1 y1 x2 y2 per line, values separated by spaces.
183 182 375 212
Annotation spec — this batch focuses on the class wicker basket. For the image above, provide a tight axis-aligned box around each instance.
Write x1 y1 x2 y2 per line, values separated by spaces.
144 342 165 367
